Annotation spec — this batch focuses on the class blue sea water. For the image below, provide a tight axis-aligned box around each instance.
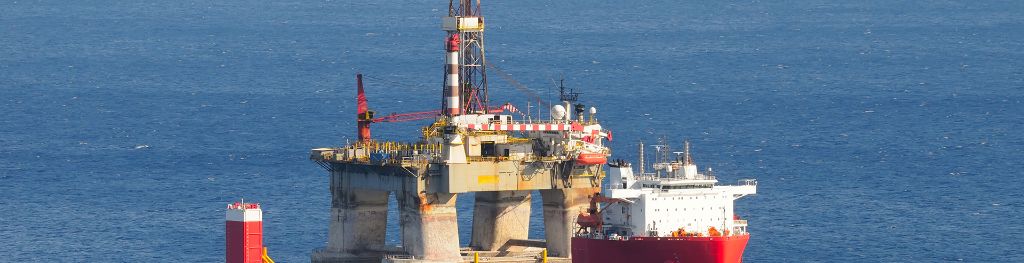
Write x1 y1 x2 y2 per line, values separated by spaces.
2 0 1023 262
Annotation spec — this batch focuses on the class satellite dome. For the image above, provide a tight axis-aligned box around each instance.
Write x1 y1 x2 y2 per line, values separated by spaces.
551 105 567 120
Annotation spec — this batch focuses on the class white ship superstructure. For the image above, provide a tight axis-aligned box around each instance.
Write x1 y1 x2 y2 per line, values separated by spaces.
600 141 757 238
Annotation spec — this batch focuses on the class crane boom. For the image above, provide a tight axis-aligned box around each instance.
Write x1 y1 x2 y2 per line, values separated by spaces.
372 110 440 123
356 74 442 142
576 193 633 234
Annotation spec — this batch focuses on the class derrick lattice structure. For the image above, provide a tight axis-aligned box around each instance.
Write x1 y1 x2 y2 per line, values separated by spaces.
442 0 489 114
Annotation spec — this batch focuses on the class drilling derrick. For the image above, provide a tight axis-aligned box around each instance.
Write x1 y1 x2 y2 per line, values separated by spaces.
443 0 488 114
310 1 613 262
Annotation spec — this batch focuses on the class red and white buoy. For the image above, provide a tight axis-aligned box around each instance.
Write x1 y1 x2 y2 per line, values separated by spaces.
226 201 263 263
444 33 461 116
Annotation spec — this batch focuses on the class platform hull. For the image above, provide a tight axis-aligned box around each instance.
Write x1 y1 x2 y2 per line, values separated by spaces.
571 235 749 263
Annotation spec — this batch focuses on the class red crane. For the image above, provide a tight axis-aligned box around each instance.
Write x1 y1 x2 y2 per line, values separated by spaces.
576 193 632 235
355 74 526 142
356 74 441 142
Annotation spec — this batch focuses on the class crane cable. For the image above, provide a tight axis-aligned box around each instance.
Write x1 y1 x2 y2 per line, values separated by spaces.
486 62 552 111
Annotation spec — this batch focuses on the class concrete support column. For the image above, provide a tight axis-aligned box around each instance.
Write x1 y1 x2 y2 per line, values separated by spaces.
325 188 390 254
540 187 599 258
399 191 461 261
470 191 532 251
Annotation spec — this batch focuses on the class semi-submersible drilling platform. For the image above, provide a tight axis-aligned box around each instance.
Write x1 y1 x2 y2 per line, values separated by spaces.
309 1 611 262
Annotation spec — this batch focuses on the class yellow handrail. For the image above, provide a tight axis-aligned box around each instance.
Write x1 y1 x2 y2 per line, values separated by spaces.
262 247 275 263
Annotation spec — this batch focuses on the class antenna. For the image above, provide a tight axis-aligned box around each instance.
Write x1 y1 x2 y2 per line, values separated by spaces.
672 152 686 162
655 136 670 164
683 140 693 165
558 78 582 102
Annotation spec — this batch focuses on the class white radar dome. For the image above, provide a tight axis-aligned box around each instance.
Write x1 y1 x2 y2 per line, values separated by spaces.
550 105 566 120
589 107 597 115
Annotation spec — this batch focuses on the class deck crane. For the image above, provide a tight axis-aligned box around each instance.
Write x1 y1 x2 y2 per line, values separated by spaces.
355 73 520 142
356 74 440 142
576 193 633 235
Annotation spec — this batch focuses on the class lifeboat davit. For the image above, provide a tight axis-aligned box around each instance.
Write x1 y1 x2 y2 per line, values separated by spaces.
575 152 607 165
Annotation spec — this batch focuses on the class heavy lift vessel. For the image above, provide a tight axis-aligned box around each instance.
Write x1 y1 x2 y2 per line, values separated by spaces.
571 142 757 263
309 1 612 262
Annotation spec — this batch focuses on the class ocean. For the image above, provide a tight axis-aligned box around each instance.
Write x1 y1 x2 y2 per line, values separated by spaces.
2 0 1022 262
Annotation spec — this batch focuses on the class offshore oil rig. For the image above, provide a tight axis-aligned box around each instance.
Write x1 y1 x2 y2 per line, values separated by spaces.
309 1 611 262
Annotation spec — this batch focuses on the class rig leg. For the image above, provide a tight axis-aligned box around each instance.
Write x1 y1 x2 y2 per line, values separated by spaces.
314 186 389 262
470 190 532 251
399 191 461 261
540 187 599 258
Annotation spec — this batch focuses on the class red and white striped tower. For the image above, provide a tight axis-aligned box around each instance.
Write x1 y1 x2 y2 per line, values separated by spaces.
226 201 263 263
444 33 461 116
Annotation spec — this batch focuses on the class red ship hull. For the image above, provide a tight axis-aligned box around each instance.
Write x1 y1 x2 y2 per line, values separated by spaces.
571 235 749 263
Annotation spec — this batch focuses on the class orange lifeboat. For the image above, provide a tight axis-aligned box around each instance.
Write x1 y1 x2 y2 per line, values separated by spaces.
576 152 607 165
708 227 722 237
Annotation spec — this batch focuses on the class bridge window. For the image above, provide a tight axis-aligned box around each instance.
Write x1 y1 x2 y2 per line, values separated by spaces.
481 141 496 157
